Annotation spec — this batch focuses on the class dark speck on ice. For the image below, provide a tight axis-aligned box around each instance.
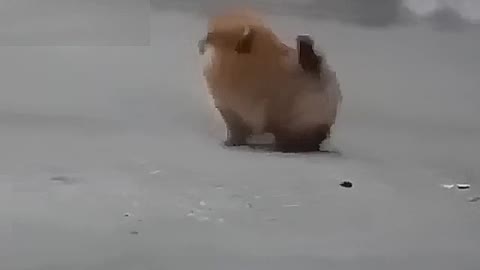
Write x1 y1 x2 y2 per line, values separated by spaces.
340 181 353 188
457 184 471 190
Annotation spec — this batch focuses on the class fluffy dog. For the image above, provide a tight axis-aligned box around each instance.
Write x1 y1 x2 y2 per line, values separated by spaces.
198 9 342 152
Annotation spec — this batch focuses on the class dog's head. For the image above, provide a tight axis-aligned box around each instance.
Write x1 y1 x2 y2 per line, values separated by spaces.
198 23 255 55
198 9 278 55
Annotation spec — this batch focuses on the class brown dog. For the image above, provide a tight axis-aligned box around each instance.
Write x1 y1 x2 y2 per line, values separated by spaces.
198 9 342 152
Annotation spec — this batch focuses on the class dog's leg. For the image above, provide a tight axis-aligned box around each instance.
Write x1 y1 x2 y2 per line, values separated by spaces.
273 124 330 153
217 107 252 147
296 34 322 74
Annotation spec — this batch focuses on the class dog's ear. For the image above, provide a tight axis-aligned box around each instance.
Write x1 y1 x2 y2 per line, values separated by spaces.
235 25 255 54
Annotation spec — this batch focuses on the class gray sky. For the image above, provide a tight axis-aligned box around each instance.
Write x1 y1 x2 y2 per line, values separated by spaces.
151 0 480 28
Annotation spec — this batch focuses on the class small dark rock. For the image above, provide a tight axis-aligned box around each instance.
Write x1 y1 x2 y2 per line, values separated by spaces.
457 184 471 190
340 181 353 188
129 231 139 235
457 184 470 189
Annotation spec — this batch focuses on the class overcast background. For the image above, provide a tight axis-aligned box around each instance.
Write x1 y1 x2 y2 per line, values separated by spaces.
0 0 150 45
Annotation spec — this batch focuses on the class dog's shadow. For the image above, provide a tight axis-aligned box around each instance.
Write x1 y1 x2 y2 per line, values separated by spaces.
224 142 342 157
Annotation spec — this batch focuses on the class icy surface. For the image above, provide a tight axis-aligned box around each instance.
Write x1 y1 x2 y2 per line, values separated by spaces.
1 2 480 270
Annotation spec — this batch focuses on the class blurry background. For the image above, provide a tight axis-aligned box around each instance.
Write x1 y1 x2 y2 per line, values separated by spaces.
0 0 150 45
1 1 480 270
3 0 479 46
152 0 480 29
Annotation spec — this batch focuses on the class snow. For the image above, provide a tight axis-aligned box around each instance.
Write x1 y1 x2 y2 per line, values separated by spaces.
0 0 149 45
1 2 480 270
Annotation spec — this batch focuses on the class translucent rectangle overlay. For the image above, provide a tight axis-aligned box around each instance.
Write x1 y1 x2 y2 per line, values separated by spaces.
0 0 150 46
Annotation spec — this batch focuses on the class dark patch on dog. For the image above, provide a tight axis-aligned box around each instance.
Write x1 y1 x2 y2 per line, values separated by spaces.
272 124 330 153
296 35 322 74
235 28 255 54
217 106 253 146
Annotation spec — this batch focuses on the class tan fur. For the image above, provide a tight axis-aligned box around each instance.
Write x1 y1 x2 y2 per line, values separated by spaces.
199 9 342 149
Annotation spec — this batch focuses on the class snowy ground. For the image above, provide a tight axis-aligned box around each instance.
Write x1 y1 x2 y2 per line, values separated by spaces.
2 1 480 270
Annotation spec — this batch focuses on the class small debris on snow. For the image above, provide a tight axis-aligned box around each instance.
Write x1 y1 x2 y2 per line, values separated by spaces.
187 211 195 217
129 231 139 235
456 184 471 190
199 201 207 207
50 176 67 181
441 184 455 189
149 170 162 175
282 204 300 208
50 176 76 184
246 203 253 208
442 184 471 190
123 212 132 217
468 196 480 202
340 181 353 188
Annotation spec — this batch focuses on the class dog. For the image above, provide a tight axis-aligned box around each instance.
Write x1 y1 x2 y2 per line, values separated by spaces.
198 9 342 152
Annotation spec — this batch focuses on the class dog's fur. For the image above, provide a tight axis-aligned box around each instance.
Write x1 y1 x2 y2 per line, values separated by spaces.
198 9 342 152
